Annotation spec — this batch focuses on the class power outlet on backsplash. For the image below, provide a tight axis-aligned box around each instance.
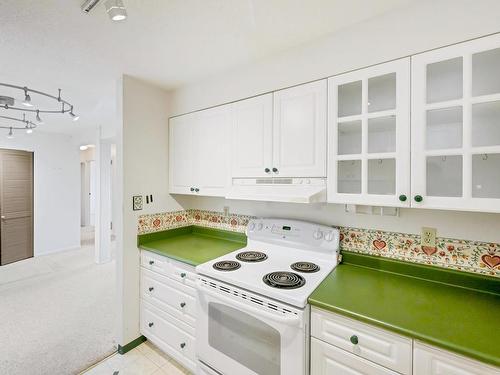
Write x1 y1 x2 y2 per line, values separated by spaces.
421 227 437 248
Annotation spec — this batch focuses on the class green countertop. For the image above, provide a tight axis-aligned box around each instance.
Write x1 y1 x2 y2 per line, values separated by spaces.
138 226 247 266
309 252 500 368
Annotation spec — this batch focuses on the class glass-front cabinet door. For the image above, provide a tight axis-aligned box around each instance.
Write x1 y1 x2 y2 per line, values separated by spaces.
327 58 411 206
411 34 500 212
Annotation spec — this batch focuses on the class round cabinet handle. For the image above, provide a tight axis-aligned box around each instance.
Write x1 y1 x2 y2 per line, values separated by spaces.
264 168 270 173
272 167 278 173
190 187 195 192
148 287 154 292
350 335 359 345
414 195 423 203
149 260 154 265
180 302 186 308
148 322 154 328
180 272 187 278
195 188 199 193
399 194 407 202
180 343 186 349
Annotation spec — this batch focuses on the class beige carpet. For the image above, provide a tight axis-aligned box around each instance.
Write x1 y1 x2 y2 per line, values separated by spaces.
0 232 117 375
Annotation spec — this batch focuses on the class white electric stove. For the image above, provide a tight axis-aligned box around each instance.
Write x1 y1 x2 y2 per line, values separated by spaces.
195 218 340 375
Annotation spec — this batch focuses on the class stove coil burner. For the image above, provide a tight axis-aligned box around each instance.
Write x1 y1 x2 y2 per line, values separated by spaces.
236 251 268 262
290 261 320 273
263 271 306 289
213 260 241 271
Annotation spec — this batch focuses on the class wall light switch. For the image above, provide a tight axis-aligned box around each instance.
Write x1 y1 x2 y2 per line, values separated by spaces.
421 227 436 248
133 195 143 211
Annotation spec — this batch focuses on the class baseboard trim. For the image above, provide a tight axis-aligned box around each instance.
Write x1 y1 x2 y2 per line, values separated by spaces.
117 335 147 355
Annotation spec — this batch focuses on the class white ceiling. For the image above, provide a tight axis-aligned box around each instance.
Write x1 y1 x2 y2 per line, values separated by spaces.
0 0 414 135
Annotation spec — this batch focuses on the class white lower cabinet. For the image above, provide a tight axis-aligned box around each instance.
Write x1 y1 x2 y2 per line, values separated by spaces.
140 250 197 373
413 342 500 375
311 307 499 375
311 337 398 375
311 307 412 375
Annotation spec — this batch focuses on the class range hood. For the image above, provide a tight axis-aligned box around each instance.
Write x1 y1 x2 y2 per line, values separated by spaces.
225 177 327 203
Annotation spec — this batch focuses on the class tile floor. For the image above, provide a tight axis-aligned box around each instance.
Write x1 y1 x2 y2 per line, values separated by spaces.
82 341 192 375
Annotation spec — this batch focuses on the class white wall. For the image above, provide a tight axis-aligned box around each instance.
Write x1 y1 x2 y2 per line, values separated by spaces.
0 131 80 256
117 76 183 346
170 0 500 243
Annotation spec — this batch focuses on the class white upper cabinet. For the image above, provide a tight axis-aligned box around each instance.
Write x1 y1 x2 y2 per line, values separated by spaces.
169 112 196 195
411 34 500 212
327 58 411 206
169 105 231 197
273 80 327 177
231 94 273 178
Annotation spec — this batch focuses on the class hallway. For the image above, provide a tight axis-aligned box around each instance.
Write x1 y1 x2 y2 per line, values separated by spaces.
0 231 117 375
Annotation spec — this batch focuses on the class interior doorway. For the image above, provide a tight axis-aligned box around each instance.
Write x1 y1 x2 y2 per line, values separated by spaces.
80 145 96 228
0 149 34 265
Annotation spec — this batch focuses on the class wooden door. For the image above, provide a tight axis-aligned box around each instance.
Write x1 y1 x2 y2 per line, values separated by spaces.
169 112 196 194
0 149 33 265
328 58 411 207
273 80 327 177
231 93 273 178
411 33 500 212
193 104 231 197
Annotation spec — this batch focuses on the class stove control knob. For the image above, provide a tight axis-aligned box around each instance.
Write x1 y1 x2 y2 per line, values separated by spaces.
313 229 323 240
324 231 334 242
248 222 256 231
257 222 264 231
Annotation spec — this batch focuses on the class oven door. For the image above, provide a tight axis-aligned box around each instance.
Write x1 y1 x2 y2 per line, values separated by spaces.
196 277 308 375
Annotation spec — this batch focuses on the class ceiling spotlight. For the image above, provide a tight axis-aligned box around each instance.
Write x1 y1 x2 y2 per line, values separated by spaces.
22 88 33 107
80 145 89 151
36 110 44 124
69 106 79 121
26 126 33 134
105 0 127 21
7 127 13 139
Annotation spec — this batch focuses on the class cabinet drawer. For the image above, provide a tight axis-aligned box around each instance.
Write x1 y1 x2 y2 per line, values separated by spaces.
141 268 196 327
141 300 196 371
311 337 398 375
311 307 412 375
140 250 197 288
413 342 500 375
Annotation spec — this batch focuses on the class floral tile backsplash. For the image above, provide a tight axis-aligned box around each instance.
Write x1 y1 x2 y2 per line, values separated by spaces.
138 209 500 277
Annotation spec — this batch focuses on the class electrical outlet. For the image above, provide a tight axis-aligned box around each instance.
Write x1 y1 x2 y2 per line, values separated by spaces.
223 206 229 216
421 227 436 248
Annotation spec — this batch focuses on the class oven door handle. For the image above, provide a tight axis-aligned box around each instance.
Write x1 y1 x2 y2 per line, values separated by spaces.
197 281 301 327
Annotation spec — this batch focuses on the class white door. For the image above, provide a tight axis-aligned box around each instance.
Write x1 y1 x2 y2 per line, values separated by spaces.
193 105 231 197
231 94 273 178
169 113 196 194
328 58 411 207
411 33 500 212
273 80 327 177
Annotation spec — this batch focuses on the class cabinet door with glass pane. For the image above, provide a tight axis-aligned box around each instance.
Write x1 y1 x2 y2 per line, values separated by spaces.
328 58 410 206
411 34 500 212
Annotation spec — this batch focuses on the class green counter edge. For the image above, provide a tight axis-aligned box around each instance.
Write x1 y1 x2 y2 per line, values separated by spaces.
340 250 499 294
137 225 247 247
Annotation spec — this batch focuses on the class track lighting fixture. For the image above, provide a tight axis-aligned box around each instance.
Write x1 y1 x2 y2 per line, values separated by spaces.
7 127 13 139
26 126 33 134
36 110 44 124
22 88 33 107
105 0 127 21
69 106 79 121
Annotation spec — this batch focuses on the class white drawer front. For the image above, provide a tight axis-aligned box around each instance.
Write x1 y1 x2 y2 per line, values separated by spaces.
311 337 398 375
141 300 196 371
414 342 500 375
311 307 412 375
140 250 197 288
141 268 196 327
